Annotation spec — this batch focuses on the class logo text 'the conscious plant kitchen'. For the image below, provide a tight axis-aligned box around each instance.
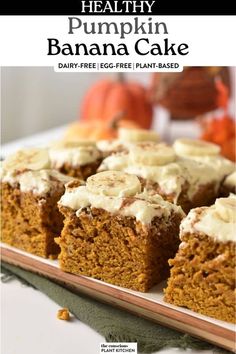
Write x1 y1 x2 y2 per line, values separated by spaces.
47 1 190 57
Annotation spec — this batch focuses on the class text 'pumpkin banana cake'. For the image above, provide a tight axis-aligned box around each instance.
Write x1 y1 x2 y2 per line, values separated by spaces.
99 139 234 213
164 195 236 323
0 148 74 258
49 140 102 179
57 170 184 292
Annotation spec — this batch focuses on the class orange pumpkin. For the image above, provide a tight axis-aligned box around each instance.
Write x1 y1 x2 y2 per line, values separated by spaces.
64 118 140 141
221 138 236 162
200 114 236 162
80 76 153 129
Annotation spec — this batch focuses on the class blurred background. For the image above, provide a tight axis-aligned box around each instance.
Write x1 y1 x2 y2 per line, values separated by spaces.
1 67 235 161
1 69 149 143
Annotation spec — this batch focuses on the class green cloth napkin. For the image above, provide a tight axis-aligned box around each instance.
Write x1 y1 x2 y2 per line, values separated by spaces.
1 262 228 353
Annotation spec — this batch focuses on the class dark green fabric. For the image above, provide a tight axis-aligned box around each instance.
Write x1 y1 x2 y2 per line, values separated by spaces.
1 262 229 353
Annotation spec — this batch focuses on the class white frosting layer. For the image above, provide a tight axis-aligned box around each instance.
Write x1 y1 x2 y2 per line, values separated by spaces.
177 155 235 180
99 153 130 171
99 152 221 201
177 159 220 196
49 146 101 168
1 169 73 195
223 171 236 189
59 186 184 225
125 163 184 201
180 196 236 243
96 139 131 153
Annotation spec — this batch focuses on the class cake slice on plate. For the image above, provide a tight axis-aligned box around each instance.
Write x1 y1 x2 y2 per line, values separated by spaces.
164 195 236 323
57 170 184 292
98 141 225 213
173 138 235 183
1 148 75 258
49 140 102 179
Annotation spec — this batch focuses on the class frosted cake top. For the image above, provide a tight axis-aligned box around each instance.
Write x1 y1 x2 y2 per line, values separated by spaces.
59 170 184 225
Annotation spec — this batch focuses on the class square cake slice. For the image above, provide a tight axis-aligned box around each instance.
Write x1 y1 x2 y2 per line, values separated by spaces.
164 195 236 323
173 138 235 184
98 142 225 213
49 140 102 179
57 171 184 292
1 148 74 258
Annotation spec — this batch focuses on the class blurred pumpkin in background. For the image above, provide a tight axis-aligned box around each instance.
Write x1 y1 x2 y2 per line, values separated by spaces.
200 114 236 161
80 74 153 129
199 79 236 162
150 67 231 120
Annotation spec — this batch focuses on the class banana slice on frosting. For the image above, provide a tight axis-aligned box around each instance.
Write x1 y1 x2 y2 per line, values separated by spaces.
118 128 159 143
51 139 96 149
130 143 176 166
215 196 236 223
86 171 141 197
173 138 220 157
3 148 50 172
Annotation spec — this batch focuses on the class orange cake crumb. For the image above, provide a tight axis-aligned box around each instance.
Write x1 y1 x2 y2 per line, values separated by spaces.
57 308 70 321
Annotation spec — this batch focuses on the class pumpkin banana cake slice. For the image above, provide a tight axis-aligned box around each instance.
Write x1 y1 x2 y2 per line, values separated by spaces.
49 140 102 179
98 141 225 213
1 148 74 258
164 195 236 323
57 170 184 292
173 138 235 182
